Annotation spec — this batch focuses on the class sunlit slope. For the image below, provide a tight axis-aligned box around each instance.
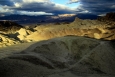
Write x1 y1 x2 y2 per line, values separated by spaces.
0 13 115 48
19 17 115 42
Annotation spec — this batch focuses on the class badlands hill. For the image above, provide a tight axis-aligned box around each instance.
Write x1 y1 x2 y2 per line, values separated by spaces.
0 13 115 47
98 12 115 22
0 36 115 77
0 21 23 33
0 13 115 77
0 21 23 47
15 12 115 42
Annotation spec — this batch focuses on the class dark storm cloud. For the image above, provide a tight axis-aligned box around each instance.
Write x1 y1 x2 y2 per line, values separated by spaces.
75 0 115 15
1 0 115 16
0 0 14 6
0 0 75 15
14 2 55 12
11 1 75 15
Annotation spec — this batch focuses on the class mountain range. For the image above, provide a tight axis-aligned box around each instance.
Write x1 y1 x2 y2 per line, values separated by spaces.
0 14 99 24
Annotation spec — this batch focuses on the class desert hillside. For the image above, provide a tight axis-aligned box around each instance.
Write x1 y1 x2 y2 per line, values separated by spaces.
0 21 23 34
0 13 115 77
0 36 115 77
17 12 115 42
0 13 115 48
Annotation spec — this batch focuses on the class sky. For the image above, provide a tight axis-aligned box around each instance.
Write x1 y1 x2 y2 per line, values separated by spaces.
0 0 115 16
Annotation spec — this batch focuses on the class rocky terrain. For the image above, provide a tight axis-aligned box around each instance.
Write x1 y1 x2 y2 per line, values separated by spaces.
98 12 115 22
0 21 23 34
0 13 115 47
14 13 115 42
0 21 23 47
0 13 115 77
0 36 115 77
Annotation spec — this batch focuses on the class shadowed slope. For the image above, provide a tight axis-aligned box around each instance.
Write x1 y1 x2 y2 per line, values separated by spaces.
0 36 115 77
0 21 23 34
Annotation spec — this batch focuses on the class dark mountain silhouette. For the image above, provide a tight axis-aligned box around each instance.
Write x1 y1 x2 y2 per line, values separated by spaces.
0 15 51 24
77 14 99 19
0 14 98 24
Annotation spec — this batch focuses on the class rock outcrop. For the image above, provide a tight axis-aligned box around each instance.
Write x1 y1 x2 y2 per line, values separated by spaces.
0 21 23 34
0 33 21 47
0 21 24 47
98 12 115 22
97 12 115 28
16 28 34 41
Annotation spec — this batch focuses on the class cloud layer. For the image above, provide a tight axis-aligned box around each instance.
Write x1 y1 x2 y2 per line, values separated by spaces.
0 0 75 16
70 0 115 15
0 0 115 16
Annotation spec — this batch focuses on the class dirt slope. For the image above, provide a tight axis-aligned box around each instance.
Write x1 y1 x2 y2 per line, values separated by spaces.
0 36 115 77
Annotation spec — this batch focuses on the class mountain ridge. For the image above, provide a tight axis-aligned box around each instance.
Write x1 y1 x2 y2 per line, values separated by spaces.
0 14 99 24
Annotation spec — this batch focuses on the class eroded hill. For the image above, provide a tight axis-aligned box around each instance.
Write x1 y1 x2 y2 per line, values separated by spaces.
0 13 115 47
0 36 115 77
16 13 115 42
0 13 115 77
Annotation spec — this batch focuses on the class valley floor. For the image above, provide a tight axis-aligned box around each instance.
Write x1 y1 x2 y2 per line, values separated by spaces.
0 42 36 59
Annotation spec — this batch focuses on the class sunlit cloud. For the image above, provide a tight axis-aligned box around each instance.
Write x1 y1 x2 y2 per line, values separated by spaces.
67 0 79 4
17 11 53 16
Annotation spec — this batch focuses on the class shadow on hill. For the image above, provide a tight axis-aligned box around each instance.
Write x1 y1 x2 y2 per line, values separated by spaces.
0 36 115 77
